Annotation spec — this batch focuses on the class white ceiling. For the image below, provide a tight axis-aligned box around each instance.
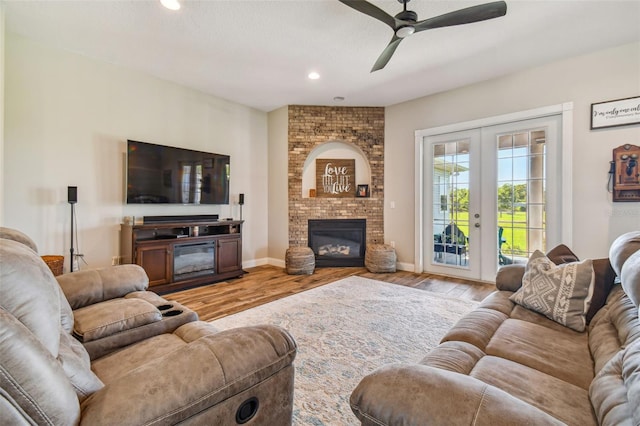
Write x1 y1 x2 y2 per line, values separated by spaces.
4 0 640 112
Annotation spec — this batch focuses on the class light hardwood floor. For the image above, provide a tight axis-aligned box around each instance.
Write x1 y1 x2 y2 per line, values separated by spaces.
167 265 496 322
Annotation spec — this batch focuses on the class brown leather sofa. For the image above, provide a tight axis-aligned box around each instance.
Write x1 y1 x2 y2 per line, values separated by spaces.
351 232 640 425
1 234 297 425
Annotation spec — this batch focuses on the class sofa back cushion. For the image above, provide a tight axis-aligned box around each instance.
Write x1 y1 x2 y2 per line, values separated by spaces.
0 309 81 425
621 250 640 307
609 231 640 277
0 239 62 355
0 227 39 252
0 238 103 411
57 265 149 309
589 231 640 426
590 338 640 425
588 258 616 323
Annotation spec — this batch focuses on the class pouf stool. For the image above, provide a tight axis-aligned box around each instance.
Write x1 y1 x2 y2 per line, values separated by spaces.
286 246 315 275
365 244 397 273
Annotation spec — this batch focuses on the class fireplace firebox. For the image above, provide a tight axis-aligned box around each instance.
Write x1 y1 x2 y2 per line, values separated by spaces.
173 241 215 281
308 219 366 267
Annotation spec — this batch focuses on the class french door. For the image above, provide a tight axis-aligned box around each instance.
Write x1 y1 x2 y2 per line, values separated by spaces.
418 113 565 282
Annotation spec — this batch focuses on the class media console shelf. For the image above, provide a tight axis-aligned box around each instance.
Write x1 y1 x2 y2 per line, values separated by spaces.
121 217 243 294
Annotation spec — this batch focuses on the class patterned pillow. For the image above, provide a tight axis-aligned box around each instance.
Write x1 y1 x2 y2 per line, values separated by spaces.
510 250 595 332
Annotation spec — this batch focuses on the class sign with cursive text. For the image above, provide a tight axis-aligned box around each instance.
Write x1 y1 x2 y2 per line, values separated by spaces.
591 96 640 130
316 159 355 198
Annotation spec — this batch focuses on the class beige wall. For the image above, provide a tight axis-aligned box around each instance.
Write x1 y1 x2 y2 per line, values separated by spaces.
267 106 288 266
0 7 4 225
3 34 269 270
5 30 639 272
385 42 640 267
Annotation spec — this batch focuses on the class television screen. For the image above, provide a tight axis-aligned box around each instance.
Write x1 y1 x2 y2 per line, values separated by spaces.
126 140 230 205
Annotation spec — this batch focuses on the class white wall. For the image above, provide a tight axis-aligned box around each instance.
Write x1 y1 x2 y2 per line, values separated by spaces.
3 34 269 271
267 106 288 266
385 42 640 267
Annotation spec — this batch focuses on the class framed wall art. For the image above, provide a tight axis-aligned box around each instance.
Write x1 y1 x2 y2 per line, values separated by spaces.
356 184 370 198
591 96 640 130
315 159 355 198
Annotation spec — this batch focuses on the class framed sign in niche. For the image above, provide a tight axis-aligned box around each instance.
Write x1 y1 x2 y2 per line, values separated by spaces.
316 159 355 198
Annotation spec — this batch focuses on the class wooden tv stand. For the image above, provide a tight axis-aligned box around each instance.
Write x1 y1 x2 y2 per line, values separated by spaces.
121 218 243 294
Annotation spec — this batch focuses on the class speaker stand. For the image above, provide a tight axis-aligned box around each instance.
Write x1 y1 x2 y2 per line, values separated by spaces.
69 203 75 272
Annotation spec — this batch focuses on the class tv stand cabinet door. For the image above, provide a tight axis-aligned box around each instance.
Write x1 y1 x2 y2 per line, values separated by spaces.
216 235 242 274
136 243 172 287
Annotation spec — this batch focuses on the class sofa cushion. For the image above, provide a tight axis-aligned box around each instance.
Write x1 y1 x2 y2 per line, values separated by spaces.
73 298 162 343
0 309 81 425
0 239 63 356
57 331 104 401
546 243 580 265
57 265 149 309
471 356 597 425
587 258 616 323
486 318 593 389
0 227 39 252
590 340 640 426
621 250 640 307
510 250 595 332
609 231 640 277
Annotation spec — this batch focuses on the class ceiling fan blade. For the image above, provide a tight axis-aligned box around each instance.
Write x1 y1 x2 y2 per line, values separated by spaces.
414 1 507 32
371 35 402 72
338 0 396 29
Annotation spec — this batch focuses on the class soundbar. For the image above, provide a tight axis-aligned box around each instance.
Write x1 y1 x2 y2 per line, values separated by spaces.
143 214 220 224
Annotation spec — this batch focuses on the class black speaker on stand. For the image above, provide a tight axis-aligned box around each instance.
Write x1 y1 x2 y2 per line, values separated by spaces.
68 186 77 272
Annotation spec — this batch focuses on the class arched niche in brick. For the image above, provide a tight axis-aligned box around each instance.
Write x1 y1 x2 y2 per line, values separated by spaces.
301 140 371 198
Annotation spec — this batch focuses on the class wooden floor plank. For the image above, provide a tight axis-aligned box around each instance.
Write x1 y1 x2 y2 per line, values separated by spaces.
165 265 496 322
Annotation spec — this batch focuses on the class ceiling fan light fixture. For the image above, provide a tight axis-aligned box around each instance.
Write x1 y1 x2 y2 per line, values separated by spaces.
160 0 181 11
396 25 415 38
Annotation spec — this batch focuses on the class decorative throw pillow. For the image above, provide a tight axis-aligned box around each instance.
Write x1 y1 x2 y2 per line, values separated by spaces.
510 250 595 332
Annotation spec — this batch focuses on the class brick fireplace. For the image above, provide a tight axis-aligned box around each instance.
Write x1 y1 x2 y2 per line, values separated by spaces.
288 105 385 250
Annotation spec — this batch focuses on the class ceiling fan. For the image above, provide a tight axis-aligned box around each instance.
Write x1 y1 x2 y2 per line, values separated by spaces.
338 0 508 72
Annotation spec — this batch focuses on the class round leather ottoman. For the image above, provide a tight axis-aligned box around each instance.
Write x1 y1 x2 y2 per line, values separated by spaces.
365 244 397 273
285 247 315 275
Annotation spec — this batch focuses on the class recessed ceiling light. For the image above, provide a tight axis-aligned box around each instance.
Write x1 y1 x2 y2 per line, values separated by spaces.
160 0 181 11
308 72 320 80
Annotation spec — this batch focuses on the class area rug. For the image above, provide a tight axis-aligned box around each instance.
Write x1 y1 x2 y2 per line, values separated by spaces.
209 276 478 425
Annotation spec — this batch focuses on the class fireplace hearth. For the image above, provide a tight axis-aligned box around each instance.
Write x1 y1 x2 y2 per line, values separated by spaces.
308 219 366 267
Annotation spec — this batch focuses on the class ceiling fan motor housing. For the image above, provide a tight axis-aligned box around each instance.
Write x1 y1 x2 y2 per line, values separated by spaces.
395 9 417 22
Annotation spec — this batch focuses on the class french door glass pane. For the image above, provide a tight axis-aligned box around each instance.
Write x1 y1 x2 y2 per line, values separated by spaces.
497 130 547 265
432 140 470 266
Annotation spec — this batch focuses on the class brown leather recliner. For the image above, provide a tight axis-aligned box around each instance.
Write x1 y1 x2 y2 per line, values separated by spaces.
0 237 297 425
0 226 199 360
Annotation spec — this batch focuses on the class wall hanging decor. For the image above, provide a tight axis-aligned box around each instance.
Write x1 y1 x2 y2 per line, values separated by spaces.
315 159 355 198
591 96 640 130
611 144 640 202
356 184 370 198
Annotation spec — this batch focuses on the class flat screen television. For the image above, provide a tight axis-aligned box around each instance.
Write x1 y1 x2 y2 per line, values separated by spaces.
126 140 230 205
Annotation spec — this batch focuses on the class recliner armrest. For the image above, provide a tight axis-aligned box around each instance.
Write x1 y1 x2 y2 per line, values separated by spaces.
350 364 564 426
495 264 525 292
80 325 297 426
57 265 149 309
